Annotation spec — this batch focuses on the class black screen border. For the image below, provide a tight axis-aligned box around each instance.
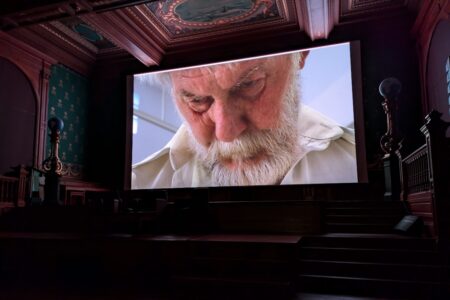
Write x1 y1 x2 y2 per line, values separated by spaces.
124 41 368 190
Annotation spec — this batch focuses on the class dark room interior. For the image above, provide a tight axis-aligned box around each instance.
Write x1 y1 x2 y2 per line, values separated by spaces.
0 0 449 299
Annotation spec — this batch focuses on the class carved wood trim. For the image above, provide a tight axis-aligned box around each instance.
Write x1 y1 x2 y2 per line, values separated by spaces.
131 0 296 46
80 11 163 66
0 32 57 169
301 0 340 40
296 0 310 36
0 0 161 31
339 0 408 23
36 61 53 168
411 0 450 116
8 26 93 75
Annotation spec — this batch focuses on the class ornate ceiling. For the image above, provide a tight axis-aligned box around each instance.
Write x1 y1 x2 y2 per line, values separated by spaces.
0 0 419 74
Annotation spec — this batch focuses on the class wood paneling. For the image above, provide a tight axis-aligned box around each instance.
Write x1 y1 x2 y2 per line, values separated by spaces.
406 191 435 235
81 9 164 66
2 1 412 68
0 32 55 168
412 0 450 115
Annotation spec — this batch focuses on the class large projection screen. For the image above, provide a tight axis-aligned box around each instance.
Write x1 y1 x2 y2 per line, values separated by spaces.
130 42 365 189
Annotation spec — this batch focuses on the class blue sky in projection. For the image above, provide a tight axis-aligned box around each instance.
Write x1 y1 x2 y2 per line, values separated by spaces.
300 43 354 127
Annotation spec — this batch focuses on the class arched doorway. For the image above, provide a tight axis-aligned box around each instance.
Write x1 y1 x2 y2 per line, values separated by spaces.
0 58 36 175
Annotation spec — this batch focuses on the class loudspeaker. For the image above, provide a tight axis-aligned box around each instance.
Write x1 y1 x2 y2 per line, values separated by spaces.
394 215 424 236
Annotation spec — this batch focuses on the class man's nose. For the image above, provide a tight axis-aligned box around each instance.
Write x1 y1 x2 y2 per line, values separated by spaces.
209 99 247 142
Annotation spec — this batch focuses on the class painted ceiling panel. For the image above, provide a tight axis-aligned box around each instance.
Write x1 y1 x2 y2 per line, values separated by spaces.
59 17 116 50
146 0 281 35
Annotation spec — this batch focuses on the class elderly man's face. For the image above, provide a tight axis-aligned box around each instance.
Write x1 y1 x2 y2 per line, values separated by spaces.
171 54 300 185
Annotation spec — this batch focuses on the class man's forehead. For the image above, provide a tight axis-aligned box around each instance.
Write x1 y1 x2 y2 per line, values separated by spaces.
171 55 284 79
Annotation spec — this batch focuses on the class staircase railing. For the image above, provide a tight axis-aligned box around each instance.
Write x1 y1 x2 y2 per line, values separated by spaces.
399 111 450 239
401 144 430 195
0 165 28 212
0 175 18 210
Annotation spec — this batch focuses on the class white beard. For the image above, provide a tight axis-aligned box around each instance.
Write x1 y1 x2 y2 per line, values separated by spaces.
187 75 300 186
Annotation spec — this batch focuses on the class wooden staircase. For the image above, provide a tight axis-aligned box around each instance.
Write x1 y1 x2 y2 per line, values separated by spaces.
324 200 405 233
297 197 447 299
170 235 300 299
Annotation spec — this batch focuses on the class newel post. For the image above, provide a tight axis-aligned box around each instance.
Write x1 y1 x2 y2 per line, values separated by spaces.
379 78 402 201
16 165 28 207
42 117 64 206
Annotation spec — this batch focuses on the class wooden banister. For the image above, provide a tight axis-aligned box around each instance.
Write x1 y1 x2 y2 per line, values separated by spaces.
399 111 450 239
0 175 19 211
0 165 29 212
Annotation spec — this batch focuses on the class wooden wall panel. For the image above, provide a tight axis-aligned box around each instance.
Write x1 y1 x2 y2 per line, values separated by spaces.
0 32 55 168
412 0 450 116
406 191 435 236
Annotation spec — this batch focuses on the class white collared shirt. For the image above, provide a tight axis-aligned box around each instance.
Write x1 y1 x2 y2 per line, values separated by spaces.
132 105 357 189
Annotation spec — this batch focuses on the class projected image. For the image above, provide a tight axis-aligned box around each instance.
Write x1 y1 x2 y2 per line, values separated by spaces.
132 43 357 189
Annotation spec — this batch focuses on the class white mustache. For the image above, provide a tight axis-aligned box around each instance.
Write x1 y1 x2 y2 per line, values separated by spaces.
188 72 300 186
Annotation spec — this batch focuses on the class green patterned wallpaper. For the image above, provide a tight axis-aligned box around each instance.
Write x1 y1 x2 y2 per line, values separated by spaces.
46 64 88 178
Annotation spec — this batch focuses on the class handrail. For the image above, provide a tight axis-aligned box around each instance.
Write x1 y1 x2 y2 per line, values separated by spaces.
0 175 19 205
403 144 427 164
0 165 28 209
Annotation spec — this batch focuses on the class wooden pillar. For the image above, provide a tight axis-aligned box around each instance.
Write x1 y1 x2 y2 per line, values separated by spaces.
35 62 52 168
379 78 402 201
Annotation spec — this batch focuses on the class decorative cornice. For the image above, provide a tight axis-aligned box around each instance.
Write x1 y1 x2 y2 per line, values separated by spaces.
80 11 162 66
340 0 408 20
39 23 95 59
301 0 339 40
50 21 99 53
136 0 293 45
0 0 161 31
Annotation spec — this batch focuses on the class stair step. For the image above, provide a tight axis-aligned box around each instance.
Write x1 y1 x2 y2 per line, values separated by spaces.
300 235 437 250
299 247 441 265
298 259 442 281
172 275 294 299
184 257 292 277
297 274 442 299
326 207 403 215
326 215 402 224
326 223 395 233
325 201 405 208
172 274 292 288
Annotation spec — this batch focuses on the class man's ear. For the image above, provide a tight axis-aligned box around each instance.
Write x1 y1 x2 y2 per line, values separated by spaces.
299 50 310 69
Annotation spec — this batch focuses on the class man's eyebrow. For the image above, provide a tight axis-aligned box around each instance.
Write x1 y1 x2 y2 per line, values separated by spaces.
234 65 265 88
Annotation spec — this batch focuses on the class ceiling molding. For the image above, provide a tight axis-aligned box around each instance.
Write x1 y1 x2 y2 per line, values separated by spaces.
8 26 94 75
340 0 409 22
131 0 297 45
301 0 340 40
39 23 96 60
1 0 418 70
80 10 164 66
0 1 161 31
50 21 99 53
295 0 309 33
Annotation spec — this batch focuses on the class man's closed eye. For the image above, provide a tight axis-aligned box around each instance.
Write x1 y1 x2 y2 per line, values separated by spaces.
185 95 214 113
233 77 266 100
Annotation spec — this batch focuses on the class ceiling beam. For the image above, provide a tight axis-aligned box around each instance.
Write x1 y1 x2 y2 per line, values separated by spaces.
0 0 159 31
301 0 339 41
80 9 164 66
